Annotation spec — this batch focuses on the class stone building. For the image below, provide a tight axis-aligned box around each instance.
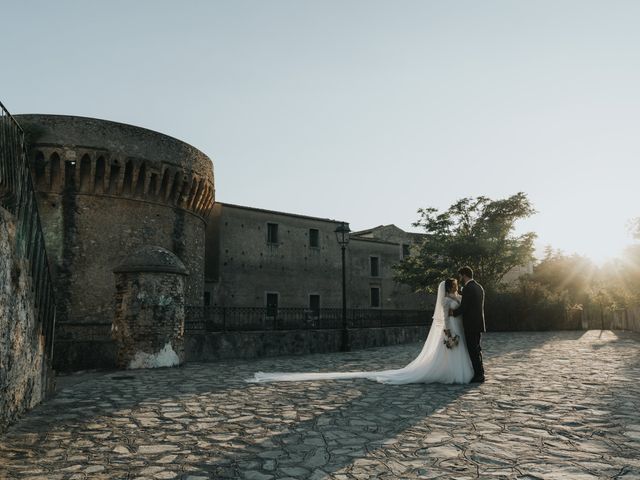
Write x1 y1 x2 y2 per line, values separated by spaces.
501 261 535 286
349 224 428 309
205 203 428 310
351 224 424 259
17 114 215 369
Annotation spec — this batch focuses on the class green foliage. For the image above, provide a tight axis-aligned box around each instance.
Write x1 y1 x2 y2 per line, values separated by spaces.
596 244 640 308
526 248 596 306
395 192 536 293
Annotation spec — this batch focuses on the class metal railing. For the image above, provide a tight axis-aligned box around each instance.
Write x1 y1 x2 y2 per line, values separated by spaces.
0 101 56 361
185 306 429 333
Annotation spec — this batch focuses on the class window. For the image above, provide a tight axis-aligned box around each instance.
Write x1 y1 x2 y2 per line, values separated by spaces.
370 256 380 277
95 156 106 193
79 154 92 192
309 228 320 248
204 292 211 306
370 287 381 308
267 223 279 244
108 161 120 194
122 160 133 195
64 160 77 189
266 292 279 316
402 244 411 258
309 294 320 314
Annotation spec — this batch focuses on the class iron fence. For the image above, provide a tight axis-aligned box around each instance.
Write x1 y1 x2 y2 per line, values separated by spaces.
185 306 429 333
0 101 56 361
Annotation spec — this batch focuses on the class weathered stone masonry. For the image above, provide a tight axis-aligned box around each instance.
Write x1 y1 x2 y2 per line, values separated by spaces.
0 208 47 431
113 246 188 369
205 203 429 310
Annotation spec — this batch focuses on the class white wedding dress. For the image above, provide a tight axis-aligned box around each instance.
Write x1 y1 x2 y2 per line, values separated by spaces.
247 281 474 385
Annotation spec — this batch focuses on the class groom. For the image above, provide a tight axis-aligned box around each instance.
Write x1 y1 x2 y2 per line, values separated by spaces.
450 266 486 383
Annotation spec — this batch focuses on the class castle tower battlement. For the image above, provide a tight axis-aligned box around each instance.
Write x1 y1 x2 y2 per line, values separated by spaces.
18 114 214 217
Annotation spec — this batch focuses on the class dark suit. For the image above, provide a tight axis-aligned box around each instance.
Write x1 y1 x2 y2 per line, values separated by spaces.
452 279 486 379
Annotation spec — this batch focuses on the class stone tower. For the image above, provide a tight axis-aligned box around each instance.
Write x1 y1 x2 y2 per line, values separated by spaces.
15 114 215 369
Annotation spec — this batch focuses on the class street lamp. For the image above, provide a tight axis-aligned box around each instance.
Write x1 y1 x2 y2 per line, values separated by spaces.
335 222 351 352
335 221 351 352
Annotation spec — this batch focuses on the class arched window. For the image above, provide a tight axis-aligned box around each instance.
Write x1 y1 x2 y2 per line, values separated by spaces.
50 152 61 190
148 173 158 198
108 160 121 194
169 172 182 204
79 154 92 192
64 160 76 190
122 160 134 195
134 162 146 196
159 168 171 199
95 156 106 194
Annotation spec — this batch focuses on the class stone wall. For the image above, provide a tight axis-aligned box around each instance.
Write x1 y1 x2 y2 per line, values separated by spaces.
186 325 427 362
0 208 49 432
206 203 346 308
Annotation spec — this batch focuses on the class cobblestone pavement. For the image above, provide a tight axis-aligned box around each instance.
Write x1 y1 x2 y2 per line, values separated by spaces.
1 330 640 479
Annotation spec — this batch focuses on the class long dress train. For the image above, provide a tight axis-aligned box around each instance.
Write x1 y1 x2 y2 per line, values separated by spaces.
246 281 474 385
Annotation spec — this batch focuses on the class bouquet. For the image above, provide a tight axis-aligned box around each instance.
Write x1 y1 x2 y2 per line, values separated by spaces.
443 329 460 349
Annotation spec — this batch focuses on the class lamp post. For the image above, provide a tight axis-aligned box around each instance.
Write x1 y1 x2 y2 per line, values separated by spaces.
335 222 351 352
598 290 605 332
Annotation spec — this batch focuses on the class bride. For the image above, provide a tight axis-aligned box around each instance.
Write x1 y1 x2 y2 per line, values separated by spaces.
247 278 474 385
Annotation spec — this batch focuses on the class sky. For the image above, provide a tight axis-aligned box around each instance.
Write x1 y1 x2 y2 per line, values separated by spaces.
2 0 639 264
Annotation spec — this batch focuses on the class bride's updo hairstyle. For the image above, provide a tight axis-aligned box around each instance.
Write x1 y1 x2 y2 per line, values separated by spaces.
445 278 458 294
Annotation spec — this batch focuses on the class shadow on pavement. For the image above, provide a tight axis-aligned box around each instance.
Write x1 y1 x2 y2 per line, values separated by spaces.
1 329 637 479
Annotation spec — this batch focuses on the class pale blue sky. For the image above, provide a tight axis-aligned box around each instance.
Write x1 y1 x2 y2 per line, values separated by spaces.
2 1 639 263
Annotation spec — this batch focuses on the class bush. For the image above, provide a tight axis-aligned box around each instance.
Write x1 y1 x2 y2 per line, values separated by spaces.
485 280 576 331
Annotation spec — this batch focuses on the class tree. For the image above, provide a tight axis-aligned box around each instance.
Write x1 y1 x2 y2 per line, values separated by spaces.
395 192 536 293
598 244 640 308
526 248 596 306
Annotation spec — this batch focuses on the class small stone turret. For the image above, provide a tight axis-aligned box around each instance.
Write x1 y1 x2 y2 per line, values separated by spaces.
112 246 188 369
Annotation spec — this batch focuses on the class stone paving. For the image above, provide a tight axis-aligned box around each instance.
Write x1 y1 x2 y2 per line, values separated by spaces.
1 330 640 479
